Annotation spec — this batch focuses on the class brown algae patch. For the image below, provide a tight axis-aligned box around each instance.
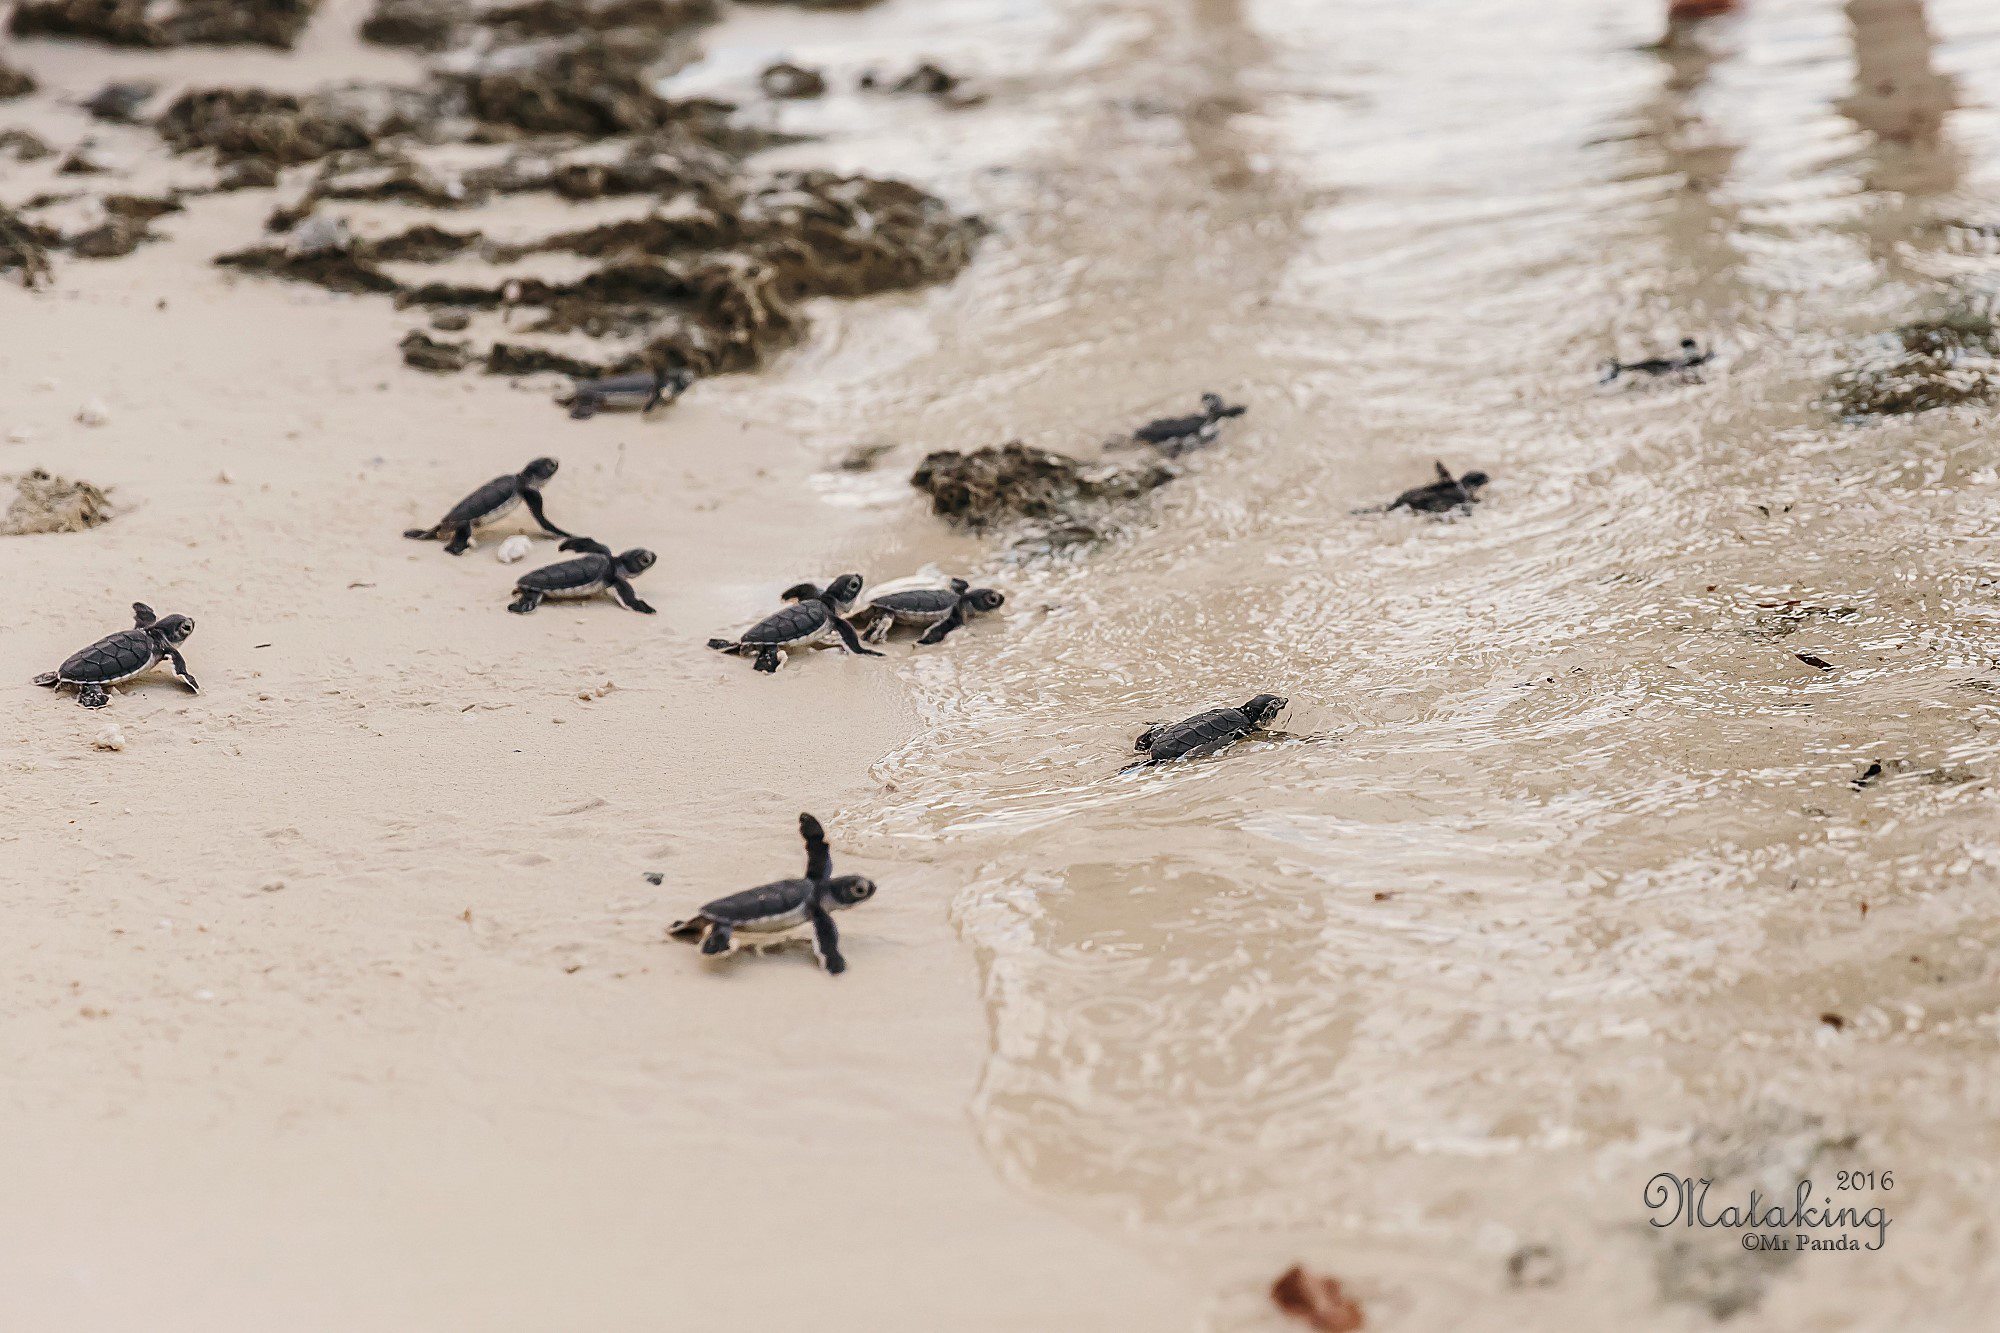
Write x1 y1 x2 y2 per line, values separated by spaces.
1 470 113 535
910 441 1175 536
9 0 321 49
1829 308 2000 417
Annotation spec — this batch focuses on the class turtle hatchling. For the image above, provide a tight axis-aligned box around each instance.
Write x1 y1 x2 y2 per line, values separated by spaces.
707 574 883 673
857 578 1006 645
34 602 199 709
1124 392 1247 458
1128 694 1288 768
667 813 877 974
1375 461 1488 514
1601 338 1713 383
508 537 657 614
404 456 571 555
563 368 694 421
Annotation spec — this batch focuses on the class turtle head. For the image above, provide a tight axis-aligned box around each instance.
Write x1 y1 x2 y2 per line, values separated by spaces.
1240 694 1287 728
966 588 1006 614
617 548 657 575
779 582 822 603
662 367 695 394
1680 338 1700 352
132 601 157 628
822 574 865 612
822 875 877 909
521 456 560 487
150 613 195 644
1458 470 1490 492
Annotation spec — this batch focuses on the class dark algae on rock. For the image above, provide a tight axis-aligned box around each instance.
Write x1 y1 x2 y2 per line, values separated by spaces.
911 442 1175 531
1828 307 1999 417
10 0 321 49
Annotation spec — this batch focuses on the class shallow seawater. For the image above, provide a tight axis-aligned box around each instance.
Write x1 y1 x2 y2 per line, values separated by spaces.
712 0 2000 1325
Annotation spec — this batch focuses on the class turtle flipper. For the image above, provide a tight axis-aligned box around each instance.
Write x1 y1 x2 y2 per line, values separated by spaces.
32 671 59 688
132 602 157 628
1433 461 1455 484
860 611 893 644
753 646 785 673
829 615 884 658
707 638 743 655
403 525 439 541
166 647 200 695
915 605 965 646
509 589 544 614
800 813 831 881
77 682 110 709
609 579 656 614
700 921 734 956
444 524 475 555
559 536 612 556
568 392 601 421
1134 725 1159 752
668 915 707 942
808 902 845 975
523 489 571 539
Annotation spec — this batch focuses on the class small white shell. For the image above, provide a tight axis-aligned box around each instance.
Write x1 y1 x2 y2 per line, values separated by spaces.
92 724 126 751
76 398 110 427
496 535 533 563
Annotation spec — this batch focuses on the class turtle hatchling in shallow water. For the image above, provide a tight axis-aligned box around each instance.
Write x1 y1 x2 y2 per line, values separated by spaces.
34 602 199 708
404 456 570 555
508 538 657 614
1128 694 1288 767
667 813 878 974
707 574 883 673
1124 392 1247 458
562 368 694 420
1601 338 1713 383
857 578 1005 645
1377 461 1488 514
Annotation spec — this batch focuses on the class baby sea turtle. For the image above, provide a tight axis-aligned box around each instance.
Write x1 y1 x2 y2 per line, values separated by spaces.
33 602 199 708
857 578 1006 644
667 813 877 973
563 368 694 420
404 456 570 555
1126 392 1248 458
1380 461 1489 514
706 574 883 673
1601 338 1713 383
508 537 658 614
1129 694 1288 767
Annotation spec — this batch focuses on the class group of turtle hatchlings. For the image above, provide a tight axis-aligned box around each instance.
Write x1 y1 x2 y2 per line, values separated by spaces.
41 346 1733 974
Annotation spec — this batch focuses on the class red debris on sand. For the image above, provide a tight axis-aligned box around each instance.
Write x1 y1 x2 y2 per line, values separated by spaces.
1271 1266 1365 1333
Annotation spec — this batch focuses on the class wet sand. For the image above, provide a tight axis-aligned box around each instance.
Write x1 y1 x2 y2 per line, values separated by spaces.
10 0 2000 1328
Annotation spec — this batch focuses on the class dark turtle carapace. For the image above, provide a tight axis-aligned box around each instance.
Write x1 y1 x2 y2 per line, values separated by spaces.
857 578 1006 645
564 368 694 421
1124 392 1248 458
667 813 878 974
404 456 570 555
507 537 657 614
707 574 884 673
1601 338 1713 383
33 602 199 709
1129 693 1288 767
1380 461 1490 514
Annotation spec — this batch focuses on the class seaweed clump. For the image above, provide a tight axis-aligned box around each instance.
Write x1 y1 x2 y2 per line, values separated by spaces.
911 443 1175 529
155 86 429 166
0 205 54 287
1 470 112 535
9 0 320 49
1829 310 2000 417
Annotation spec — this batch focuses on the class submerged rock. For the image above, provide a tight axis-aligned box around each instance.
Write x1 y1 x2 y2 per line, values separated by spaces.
68 214 157 259
760 62 826 100
156 85 428 166
910 442 1175 529
0 469 112 535
9 0 321 49
0 58 35 101
85 81 157 122
400 329 476 372
0 205 54 287
1829 308 2000 417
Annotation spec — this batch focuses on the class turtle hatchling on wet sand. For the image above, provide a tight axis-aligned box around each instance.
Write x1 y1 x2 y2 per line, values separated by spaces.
508 537 658 614
1127 694 1288 769
1120 392 1248 458
1359 461 1489 515
34 602 199 708
707 574 884 673
404 456 571 555
667 813 877 974
857 578 1006 645
1601 338 1713 383
562 368 694 421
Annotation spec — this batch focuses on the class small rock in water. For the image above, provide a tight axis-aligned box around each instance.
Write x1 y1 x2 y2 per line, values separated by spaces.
287 213 352 256
76 398 109 426
91 724 125 751
496 534 532 563
84 82 156 123
760 61 827 100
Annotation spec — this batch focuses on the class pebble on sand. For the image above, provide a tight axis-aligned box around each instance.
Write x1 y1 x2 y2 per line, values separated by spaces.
497 534 533 563
91 724 125 751
76 398 110 426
